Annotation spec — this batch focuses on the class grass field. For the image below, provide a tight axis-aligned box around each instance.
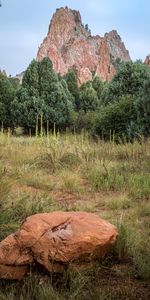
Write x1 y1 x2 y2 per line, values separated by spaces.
0 132 150 299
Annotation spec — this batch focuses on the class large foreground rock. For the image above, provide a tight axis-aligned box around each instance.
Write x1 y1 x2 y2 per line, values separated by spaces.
0 212 118 280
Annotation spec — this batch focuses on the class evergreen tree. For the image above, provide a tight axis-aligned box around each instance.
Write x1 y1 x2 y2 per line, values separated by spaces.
11 58 74 130
22 59 39 97
79 81 99 112
38 57 58 99
92 76 104 99
0 71 15 127
102 61 150 104
64 69 79 110
134 79 150 137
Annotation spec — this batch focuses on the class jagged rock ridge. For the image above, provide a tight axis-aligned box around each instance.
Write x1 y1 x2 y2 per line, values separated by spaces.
37 7 131 84
145 55 150 67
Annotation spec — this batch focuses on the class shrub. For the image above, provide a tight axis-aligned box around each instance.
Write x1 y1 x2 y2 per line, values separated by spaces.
94 96 136 141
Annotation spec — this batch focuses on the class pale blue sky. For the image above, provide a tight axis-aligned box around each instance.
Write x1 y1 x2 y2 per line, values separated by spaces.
0 0 150 76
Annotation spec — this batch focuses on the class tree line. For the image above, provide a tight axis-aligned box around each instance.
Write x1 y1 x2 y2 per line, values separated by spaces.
0 57 150 141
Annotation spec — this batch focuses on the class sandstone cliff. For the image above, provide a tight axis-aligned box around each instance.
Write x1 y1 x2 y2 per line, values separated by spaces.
145 55 150 66
37 7 131 84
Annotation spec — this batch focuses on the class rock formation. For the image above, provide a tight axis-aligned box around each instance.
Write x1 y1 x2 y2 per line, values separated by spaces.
14 71 25 84
1 69 7 77
0 211 118 280
145 55 150 67
37 7 131 84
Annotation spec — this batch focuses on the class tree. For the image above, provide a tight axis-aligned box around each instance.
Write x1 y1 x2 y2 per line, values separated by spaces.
133 79 150 137
22 59 39 97
85 24 89 31
11 58 74 131
60 79 75 109
0 71 15 127
8 76 20 90
79 81 99 112
92 76 104 99
11 87 47 129
94 96 136 141
64 69 79 110
46 81 74 128
38 57 58 98
101 61 150 104
85 24 91 35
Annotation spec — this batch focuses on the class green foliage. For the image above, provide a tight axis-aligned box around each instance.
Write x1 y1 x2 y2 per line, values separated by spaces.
92 76 104 99
38 57 58 98
1 59 150 139
134 78 150 136
70 110 97 132
61 79 75 107
101 60 150 104
64 69 79 109
94 96 135 140
8 76 20 89
0 72 16 127
11 58 74 130
85 23 91 35
115 224 128 260
11 90 46 129
79 81 99 112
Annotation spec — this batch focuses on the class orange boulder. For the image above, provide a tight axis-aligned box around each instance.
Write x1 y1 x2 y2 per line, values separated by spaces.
0 211 118 280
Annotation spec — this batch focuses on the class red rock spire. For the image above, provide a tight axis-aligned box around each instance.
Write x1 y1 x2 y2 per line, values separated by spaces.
37 7 131 85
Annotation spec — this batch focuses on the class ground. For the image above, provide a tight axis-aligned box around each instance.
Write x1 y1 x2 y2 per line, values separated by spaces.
0 132 150 299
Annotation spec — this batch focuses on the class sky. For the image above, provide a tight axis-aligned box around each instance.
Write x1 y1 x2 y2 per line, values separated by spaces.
0 0 150 76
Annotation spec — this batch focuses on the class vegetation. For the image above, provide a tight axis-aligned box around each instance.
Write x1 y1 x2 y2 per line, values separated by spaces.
94 95 136 141
0 132 150 299
0 59 150 140
0 57 150 298
0 72 16 127
79 80 99 112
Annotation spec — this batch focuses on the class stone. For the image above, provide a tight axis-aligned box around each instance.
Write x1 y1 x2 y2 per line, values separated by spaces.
145 55 150 66
2 70 7 77
37 7 131 85
0 265 29 280
14 71 25 84
0 212 118 280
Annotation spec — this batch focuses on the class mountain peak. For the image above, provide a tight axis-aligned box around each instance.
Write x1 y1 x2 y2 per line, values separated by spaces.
145 55 150 66
37 7 131 84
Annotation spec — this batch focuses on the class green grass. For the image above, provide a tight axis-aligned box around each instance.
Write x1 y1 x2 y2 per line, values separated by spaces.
104 195 132 210
0 133 150 299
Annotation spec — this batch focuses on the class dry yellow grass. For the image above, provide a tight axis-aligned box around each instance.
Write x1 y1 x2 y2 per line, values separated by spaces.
0 133 150 299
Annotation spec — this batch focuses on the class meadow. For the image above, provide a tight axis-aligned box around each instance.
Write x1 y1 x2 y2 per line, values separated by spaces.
0 131 150 299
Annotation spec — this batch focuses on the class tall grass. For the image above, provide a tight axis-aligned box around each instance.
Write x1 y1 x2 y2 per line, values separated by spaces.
0 132 150 298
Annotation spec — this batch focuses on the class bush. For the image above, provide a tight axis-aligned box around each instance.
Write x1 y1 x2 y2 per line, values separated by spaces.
101 60 150 104
94 96 135 141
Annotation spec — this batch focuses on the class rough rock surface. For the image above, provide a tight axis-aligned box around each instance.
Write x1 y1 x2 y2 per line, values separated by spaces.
0 265 29 280
37 7 131 84
145 55 150 66
0 211 118 280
